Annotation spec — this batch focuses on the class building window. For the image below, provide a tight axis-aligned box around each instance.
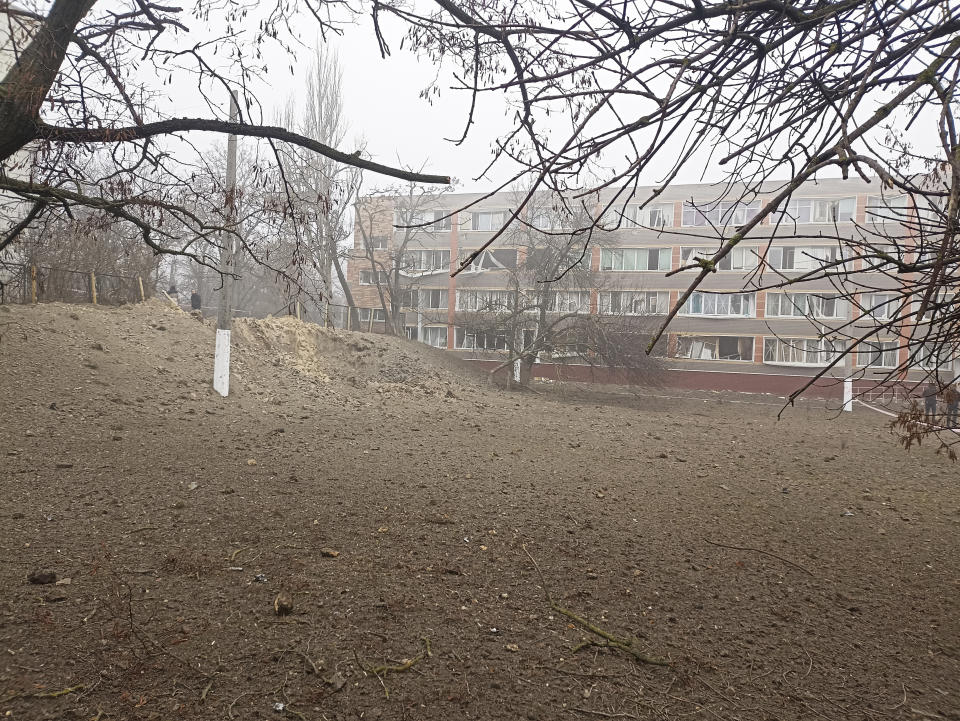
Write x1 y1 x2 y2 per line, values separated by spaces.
357 308 386 323
471 211 505 231
765 292 846 319
865 195 908 223
547 290 591 314
465 249 518 272
358 270 388 286
403 249 450 273
681 246 757 271
916 343 955 371
430 212 452 232
394 209 451 232
858 341 899 369
634 202 673 228
404 289 448 309
763 337 844 366
421 326 448 348
456 289 515 312
676 335 754 361
367 235 388 250
681 292 755 317
599 290 668 315
682 200 760 227
601 247 671 271
455 327 509 350
766 246 844 271
860 292 899 321
777 197 856 224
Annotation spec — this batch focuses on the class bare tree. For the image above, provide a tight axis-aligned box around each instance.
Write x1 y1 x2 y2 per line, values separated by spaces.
454 191 663 387
353 182 453 335
380 1 960 437
277 47 362 319
0 1 448 281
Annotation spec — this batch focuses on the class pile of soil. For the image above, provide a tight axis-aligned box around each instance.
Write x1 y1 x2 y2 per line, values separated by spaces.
0 300 957 721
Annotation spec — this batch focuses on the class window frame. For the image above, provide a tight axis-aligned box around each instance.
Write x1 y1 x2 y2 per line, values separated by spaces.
599 290 668 315
762 336 844 366
675 335 755 361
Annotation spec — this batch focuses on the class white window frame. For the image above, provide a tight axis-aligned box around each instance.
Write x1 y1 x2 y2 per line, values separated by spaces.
777 197 856 224
631 202 673 228
601 247 671 271
455 327 509 351
865 195 908 223
676 335 754 361
456 289 515 312
681 292 755 317
548 290 591 314
860 292 899 321
763 337 844 366
403 249 450 274
766 245 844 271
407 288 448 310
765 292 846 319
857 341 899 369
421 326 448 349
358 270 388 286
471 210 505 232
682 200 760 227
357 308 386 323
599 290 668 315
681 246 758 271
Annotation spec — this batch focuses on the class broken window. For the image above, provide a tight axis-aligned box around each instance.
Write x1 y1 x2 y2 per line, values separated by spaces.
599 291 668 315
763 337 844 365
677 335 754 361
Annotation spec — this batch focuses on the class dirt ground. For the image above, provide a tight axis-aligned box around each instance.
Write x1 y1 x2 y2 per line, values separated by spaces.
0 300 958 721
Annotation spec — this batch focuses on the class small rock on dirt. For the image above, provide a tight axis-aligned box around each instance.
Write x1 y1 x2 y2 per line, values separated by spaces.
320 548 340 558
325 672 347 691
28 570 57 585
274 591 294 616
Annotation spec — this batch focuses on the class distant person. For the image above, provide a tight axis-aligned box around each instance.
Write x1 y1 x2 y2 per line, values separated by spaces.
923 382 939 423
190 289 202 311
945 384 959 428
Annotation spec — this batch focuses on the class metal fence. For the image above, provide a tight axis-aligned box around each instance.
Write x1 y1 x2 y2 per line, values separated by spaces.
0 263 146 306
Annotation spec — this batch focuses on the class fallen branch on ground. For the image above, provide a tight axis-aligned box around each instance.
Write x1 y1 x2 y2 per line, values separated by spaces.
521 544 671 667
356 637 433 698
2 684 85 700
703 538 814 577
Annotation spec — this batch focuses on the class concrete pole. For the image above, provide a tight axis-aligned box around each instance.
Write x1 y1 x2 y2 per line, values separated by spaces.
842 377 853 412
213 91 239 397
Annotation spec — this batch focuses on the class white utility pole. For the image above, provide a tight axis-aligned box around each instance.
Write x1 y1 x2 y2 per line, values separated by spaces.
213 91 239 397
842 377 853 412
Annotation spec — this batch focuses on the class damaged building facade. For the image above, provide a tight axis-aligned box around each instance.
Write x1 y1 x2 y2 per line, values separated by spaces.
347 178 939 397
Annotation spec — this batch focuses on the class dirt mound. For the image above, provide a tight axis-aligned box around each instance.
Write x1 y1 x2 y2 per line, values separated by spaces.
233 315 477 397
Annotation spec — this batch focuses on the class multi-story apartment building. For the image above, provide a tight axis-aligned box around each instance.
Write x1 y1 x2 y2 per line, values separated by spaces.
347 178 941 397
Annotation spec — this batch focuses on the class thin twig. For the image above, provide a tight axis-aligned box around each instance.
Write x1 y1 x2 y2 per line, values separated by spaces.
703 538 814 577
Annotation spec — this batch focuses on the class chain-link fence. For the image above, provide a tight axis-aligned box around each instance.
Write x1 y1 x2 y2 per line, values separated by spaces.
0 263 147 306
